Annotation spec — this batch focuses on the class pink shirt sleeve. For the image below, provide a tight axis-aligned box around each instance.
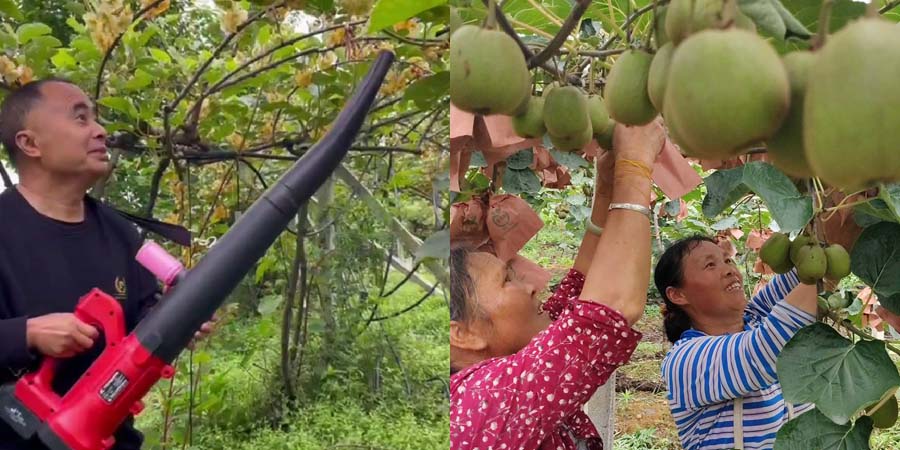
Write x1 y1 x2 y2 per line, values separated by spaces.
451 293 642 450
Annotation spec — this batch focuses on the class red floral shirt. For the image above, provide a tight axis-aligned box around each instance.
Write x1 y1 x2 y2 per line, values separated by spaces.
450 269 642 450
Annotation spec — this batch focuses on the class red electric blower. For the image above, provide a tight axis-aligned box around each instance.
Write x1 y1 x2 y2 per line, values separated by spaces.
0 51 393 450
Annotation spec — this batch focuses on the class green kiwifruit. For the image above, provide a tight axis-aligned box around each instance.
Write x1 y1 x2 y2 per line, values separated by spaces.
655 5 670 47
824 243 851 281
549 122 593 152
512 96 547 139
450 25 531 115
790 234 812 266
767 51 816 179
796 245 826 285
596 120 617 151
605 49 658 126
804 18 900 191
587 95 610 137
760 232 793 274
450 7 463 33
666 0 754 44
665 0 694 45
543 86 591 139
664 28 789 159
647 42 675 111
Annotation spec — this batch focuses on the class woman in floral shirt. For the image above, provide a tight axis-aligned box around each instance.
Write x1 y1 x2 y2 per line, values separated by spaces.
450 121 666 450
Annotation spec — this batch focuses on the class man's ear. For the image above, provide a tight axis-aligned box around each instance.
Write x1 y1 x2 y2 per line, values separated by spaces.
666 286 689 307
15 130 40 159
450 320 488 352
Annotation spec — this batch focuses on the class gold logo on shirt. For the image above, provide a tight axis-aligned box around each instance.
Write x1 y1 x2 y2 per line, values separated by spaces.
114 276 127 300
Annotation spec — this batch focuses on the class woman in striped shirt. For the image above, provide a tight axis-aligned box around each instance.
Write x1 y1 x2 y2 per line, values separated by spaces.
655 236 818 450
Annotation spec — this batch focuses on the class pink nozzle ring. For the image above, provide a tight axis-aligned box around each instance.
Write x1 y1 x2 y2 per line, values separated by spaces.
136 241 186 286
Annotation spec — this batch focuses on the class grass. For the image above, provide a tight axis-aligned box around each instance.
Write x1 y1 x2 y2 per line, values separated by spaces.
520 217 578 272
135 271 449 449
613 427 679 450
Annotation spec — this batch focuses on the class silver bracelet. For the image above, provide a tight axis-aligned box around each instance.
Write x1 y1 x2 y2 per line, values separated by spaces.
608 202 651 218
584 217 603 236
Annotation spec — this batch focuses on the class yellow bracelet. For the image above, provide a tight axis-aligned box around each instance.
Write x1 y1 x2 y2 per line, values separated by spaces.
616 159 653 180
614 164 652 182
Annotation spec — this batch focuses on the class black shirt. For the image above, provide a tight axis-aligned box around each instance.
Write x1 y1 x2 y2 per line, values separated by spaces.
0 187 159 450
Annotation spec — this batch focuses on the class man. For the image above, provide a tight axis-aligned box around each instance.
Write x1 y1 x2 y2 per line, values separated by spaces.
0 78 212 449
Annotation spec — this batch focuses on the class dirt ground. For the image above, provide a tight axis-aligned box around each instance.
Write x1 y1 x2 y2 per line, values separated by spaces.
613 309 681 448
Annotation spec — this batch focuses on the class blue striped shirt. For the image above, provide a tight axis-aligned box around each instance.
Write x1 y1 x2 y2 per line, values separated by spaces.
661 271 817 450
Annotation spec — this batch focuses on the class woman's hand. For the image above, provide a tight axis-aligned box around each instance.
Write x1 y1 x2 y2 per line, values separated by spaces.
613 120 666 167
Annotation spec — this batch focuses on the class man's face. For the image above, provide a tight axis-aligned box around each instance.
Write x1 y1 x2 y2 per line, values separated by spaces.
19 82 109 179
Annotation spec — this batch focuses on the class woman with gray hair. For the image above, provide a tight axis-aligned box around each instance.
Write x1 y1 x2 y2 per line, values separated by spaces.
450 121 666 450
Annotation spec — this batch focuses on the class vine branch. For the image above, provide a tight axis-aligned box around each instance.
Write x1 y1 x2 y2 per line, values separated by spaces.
480 0 581 85
527 0 591 69
880 0 900 14
824 310 900 358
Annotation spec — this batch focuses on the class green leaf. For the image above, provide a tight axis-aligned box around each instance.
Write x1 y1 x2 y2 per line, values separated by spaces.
549 149 588 170
65 17 85 33
97 96 139 119
566 193 587 206
780 0 866 37
0 0 23 21
387 168 420 189
770 0 812 39
403 71 448 109
193 351 212 365
742 162 813 231
502 167 541 194
878 183 900 222
702 162 812 232
777 323 900 424
702 167 752 218
570 205 592 222
51 50 77 69
774 408 873 450
256 24 271 46
414 229 449 262
854 200 896 226
368 0 447 33
257 294 283 316
846 296 863 316
664 199 681 216
16 23 51 45
149 48 172 64
878 293 900 317
711 216 738 230
469 151 487 168
739 0 786 39
465 171 490 191
125 69 154 90
70 36 103 60
254 254 275 283
0 30 15 50
850 222 900 298
506 149 533 170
